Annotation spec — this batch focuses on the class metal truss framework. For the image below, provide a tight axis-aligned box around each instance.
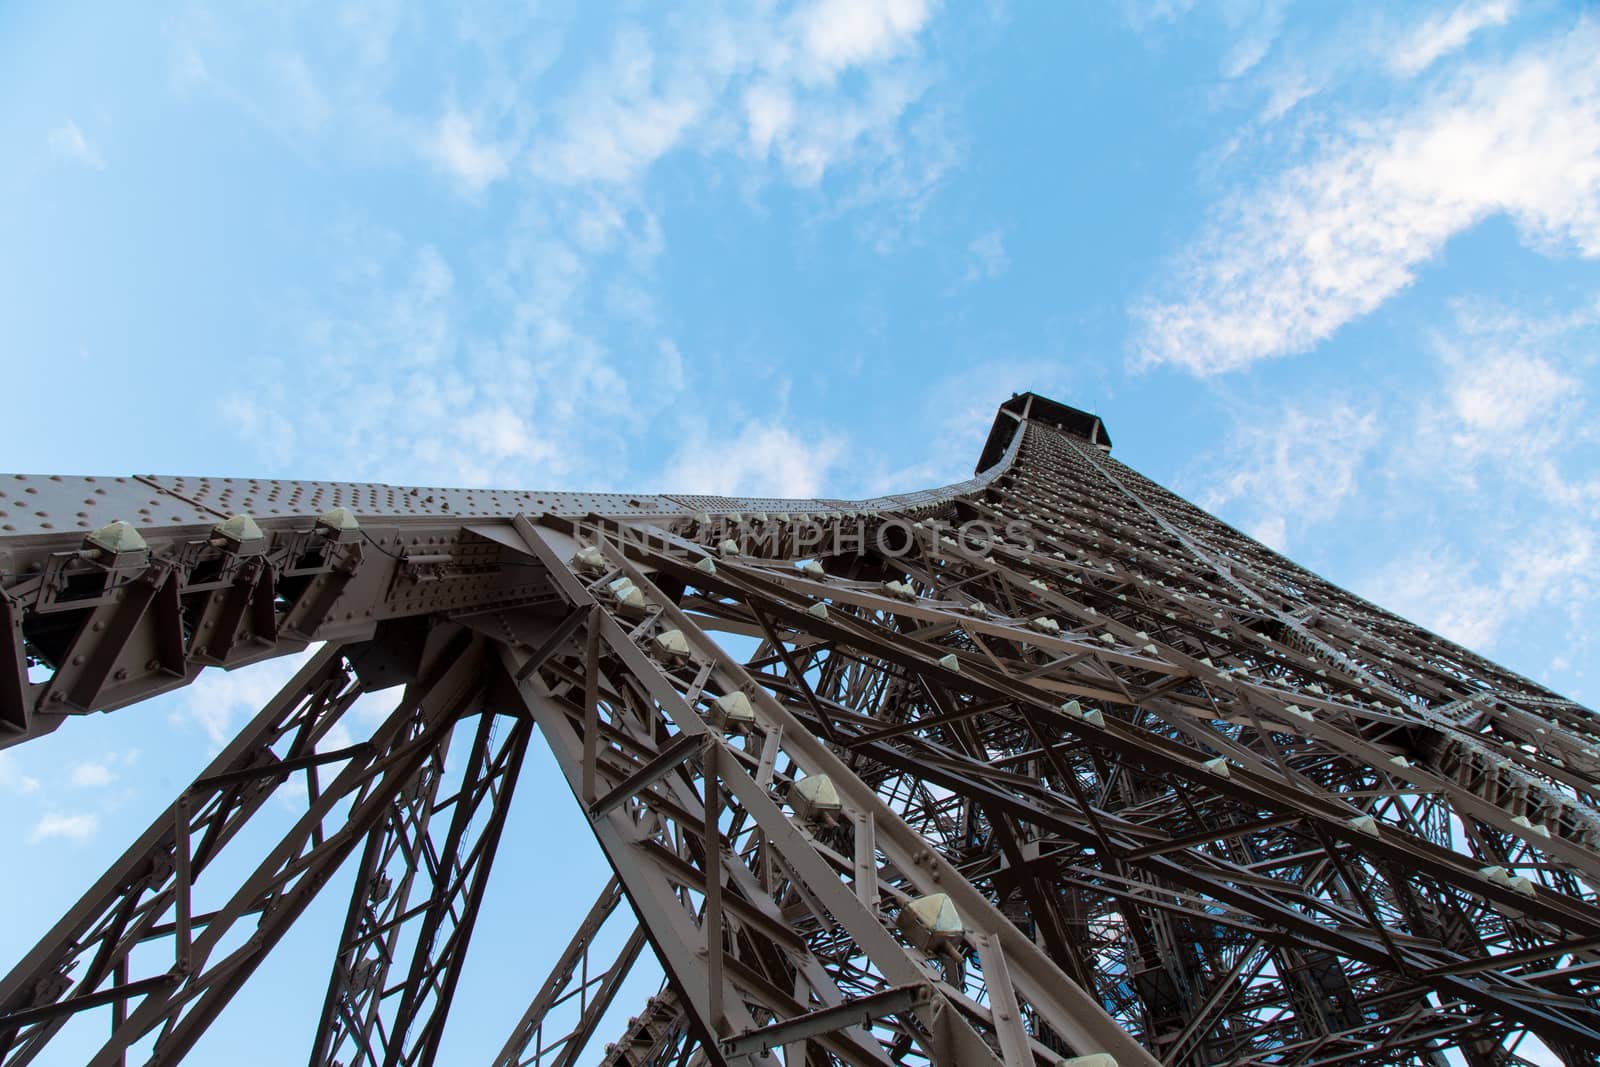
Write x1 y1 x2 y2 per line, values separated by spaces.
1 392 1598 1065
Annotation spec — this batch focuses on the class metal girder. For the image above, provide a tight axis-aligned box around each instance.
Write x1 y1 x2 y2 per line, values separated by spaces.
490 515 1153 1066
309 721 457 1066
1 393 1597 1065
597 988 691 1066
491 876 648 1067
311 688 534 1067
720 982 932 1058
490 613 977 1067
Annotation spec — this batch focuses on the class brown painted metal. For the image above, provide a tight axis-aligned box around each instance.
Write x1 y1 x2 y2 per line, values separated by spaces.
1 393 1596 1065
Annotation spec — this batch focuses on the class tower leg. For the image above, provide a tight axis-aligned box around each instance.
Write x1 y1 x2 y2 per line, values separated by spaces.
311 678 533 1067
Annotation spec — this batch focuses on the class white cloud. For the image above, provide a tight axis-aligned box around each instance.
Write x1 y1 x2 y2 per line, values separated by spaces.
273 51 330 132
1389 0 1516 77
1136 18 1600 375
457 407 559 470
1213 296 1599 691
30 811 99 844
664 418 846 499
1367 523 1594 652
191 0 935 500
1450 352 1569 434
426 110 509 191
861 359 1083 495
535 1 941 194
1219 0 1288 80
1122 0 1286 80
233 199 672 490
175 647 321 747
204 3 950 494
352 685 405 727
535 27 703 186
69 761 116 788
757 67 931 188
1250 514 1289 553
744 83 795 156
964 229 1008 283
47 120 103 169
792 0 930 76
657 338 686 392
0 751 41 794
1403 299 1598 504
1197 402 1381 552
1120 0 1195 33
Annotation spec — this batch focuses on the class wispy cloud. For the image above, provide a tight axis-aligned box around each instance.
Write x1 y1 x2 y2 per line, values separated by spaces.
534 26 702 187
964 229 1008 283
1389 0 1516 77
47 120 104 169
1135 17 1600 375
230 213 661 489
174 647 320 747
0 751 41 794
1184 293 1597 684
1195 402 1381 552
205 2 951 491
69 760 116 788
862 358 1085 495
1219 0 1289 80
1369 522 1594 652
1403 298 1599 505
1364 296 1596 676
1122 0 1287 80
534 0 942 194
425 109 509 191
30 811 99 844
664 417 847 498
273 51 331 133
794 0 930 73
1120 0 1196 34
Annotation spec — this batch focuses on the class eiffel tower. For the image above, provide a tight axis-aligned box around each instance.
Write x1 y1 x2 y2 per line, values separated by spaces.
2 392 1597 1066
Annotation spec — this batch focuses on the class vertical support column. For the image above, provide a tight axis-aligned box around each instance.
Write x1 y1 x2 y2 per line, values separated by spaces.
384 707 534 1066
582 607 601 806
308 731 454 1066
703 739 724 1039
311 669 534 1067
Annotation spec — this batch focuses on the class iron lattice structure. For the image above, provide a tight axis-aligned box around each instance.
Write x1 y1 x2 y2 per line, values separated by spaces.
1 393 1597 1066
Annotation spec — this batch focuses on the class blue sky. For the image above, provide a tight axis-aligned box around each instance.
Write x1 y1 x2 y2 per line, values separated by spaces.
2 1 1598 1061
